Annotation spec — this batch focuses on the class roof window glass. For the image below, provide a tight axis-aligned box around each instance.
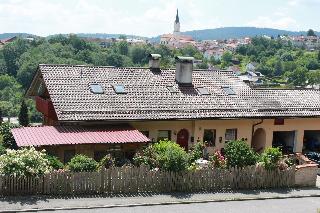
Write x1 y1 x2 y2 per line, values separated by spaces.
222 86 236 95
197 87 210 95
113 84 127 94
90 83 104 94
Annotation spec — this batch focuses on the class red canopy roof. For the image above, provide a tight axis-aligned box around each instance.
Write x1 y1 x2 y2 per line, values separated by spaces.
12 125 150 147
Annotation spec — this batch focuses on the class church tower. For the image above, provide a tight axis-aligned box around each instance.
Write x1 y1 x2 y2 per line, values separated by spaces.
173 9 180 35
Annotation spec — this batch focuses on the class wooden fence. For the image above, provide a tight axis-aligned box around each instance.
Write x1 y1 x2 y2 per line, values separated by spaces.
0 166 296 196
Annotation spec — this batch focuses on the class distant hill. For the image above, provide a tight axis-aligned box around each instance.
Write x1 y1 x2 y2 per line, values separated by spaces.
182 27 320 41
1 27 319 42
0 33 38 40
48 33 148 40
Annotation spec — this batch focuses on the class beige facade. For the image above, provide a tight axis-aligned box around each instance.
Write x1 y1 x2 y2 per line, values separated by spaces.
130 117 320 154
36 117 320 162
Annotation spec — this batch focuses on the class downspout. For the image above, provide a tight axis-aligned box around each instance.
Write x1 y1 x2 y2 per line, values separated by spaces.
251 119 264 145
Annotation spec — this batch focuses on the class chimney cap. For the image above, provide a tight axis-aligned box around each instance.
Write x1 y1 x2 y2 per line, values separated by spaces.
175 56 194 63
148 54 161 60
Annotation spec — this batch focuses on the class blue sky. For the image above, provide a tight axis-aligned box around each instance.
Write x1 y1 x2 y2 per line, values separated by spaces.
0 0 319 37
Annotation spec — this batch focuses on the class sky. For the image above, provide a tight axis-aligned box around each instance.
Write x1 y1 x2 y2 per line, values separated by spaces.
0 0 319 37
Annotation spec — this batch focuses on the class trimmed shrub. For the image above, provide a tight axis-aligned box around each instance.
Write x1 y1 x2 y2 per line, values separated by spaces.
67 154 98 172
224 140 258 168
45 154 64 170
259 147 283 170
0 147 52 176
133 140 189 172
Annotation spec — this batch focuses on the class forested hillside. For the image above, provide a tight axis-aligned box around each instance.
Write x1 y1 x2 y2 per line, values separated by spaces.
0 35 206 121
0 35 319 122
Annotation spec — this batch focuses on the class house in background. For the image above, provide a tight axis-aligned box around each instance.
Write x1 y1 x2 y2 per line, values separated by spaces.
246 62 259 72
0 36 17 48
11 54 320 162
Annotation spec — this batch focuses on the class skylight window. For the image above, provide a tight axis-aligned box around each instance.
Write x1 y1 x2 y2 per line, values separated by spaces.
222 86 236 95
197 87 210 95
167 85 178 93
113 84 127 94
90 83 104 94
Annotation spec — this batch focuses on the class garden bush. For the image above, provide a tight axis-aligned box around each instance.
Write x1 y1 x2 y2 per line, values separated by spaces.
67 154 98 172
133 140 189 172
188 141 205 163
97 154 115 169
0 147 52 176
45 154 64 170
224 140 258 168
259 147 283 170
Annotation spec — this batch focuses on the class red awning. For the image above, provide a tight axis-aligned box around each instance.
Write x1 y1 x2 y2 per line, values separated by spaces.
12 125 150 147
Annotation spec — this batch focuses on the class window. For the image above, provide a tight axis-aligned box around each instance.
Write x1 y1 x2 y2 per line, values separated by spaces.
197 87 210 95
225 128 237 142
158 130 171 141
222 86 236 95
167 85 178 93
90 83 104 94
141 131 149 138
63 150 75 164
274 118 284 125
203 129 216 147
94 151 108 162
113 84 127 94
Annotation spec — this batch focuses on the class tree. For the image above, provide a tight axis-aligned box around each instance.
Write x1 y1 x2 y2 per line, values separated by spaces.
119 35 127 40
18 100 29 127
286 66 308 86
307 29 316 37
117 41 129 55
308 70 320 86
221 51 233 63
2 39 29 76
106 53 124 67
0 107 2 124
0 123 18 149
274 60 283 76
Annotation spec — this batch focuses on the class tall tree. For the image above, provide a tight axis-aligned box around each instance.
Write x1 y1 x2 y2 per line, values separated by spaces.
274 60 283 76
0 107 2 124
18 100 29 127
2 39 29 76
307 29 316 37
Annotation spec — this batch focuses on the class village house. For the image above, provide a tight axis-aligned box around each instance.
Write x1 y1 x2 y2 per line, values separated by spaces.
11 53 320 163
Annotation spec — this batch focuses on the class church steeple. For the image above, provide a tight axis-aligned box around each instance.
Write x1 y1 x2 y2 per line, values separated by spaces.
175 9 179 24
173 8 180 34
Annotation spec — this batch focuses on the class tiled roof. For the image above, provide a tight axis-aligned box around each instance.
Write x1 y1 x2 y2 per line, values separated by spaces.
31 64 320 121
12 125 150 147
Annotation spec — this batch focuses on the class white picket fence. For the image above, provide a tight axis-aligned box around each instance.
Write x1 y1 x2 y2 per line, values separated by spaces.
0 166 296 196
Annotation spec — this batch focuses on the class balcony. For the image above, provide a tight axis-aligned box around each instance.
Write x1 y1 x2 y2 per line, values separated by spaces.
35 96 57 120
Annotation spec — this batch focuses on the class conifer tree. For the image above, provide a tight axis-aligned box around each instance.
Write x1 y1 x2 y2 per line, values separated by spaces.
18 100 29 127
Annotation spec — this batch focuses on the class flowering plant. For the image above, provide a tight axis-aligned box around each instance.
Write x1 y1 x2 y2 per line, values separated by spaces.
209 151 227 168
0 147 52 177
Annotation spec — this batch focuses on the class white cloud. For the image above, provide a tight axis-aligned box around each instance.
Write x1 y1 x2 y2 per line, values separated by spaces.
247 16 297 30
